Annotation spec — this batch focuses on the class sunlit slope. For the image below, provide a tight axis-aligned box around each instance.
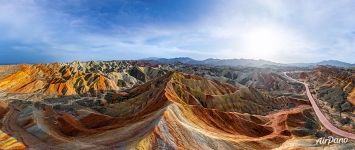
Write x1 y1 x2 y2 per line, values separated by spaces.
0 101 26 150
0 72 326 149
0 62 166 99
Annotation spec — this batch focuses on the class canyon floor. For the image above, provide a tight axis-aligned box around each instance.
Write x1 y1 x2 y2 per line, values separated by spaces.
0 61 353 150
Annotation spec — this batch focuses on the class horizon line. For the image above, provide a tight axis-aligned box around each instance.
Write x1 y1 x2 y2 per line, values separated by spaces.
0 57 353 66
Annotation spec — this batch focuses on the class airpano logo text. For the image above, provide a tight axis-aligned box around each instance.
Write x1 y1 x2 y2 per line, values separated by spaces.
316 136 348 145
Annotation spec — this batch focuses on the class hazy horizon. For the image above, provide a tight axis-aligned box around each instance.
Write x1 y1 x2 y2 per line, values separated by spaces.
1 0 355 64
0 56 354 66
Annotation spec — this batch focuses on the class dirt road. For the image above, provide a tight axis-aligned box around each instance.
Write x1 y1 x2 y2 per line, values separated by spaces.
284 72 355 140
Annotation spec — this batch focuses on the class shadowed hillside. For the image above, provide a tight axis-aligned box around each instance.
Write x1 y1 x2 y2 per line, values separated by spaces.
290 66 355 133
0 62 353 149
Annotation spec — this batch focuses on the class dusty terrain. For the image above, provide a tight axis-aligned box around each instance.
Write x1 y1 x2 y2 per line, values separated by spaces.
0 61 353 149
289 66 355 133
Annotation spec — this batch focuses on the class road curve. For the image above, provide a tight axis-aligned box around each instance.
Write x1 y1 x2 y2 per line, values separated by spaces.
283 72 355 140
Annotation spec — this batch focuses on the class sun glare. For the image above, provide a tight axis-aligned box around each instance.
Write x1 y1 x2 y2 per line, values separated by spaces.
242 26 287 60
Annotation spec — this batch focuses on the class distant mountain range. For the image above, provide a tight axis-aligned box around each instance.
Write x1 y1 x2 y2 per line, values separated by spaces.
289 60 355 68
143 57 355 68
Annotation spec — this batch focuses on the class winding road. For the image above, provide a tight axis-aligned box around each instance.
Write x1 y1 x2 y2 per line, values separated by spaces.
283 72 355 140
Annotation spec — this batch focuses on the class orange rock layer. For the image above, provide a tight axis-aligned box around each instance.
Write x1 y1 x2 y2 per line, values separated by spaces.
0 72 331 149
1 63 352 149
0 64 119 97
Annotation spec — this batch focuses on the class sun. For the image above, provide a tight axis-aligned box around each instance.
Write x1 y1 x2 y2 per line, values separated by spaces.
242 26 288 60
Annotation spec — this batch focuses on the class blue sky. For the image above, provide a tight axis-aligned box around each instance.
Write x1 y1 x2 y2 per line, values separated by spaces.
0 0 354 64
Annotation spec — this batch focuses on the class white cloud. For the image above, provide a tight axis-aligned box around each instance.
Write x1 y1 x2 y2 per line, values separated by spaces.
168 0 355 63
0 0 354 63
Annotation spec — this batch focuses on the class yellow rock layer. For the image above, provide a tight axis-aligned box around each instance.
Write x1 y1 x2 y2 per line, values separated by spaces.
0 130 26 150
348 89 355 105
0 64 119 96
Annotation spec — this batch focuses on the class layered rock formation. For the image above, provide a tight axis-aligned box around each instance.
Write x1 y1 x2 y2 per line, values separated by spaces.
174 65 306 99
291 66 355 133
0 101 26 150
0 61 167 100
0 62 353 149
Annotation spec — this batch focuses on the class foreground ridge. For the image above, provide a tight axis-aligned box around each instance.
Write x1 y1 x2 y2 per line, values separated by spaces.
0 62 353 149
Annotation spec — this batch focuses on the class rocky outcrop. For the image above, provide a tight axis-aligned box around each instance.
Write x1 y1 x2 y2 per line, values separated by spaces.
174 65 306 98
0 101 26 150
0 71 343 149
0 130 26 150
0 62 353 149
291 66 355 133
0 61 167 99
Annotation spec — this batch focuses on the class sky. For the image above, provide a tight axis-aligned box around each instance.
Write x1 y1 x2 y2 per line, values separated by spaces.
0 0 354 64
